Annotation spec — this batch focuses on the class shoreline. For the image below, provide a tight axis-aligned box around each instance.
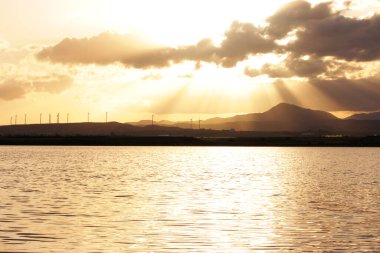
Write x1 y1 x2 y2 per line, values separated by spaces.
1 136 380 147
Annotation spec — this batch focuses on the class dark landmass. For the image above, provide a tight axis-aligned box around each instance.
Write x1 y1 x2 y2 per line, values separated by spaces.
1 103 380 146
1 135 380 147
346 111 380 120
128 103 380 134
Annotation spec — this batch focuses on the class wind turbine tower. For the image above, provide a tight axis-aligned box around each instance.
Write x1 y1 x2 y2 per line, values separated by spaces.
40 113 42 124
57 113 60 124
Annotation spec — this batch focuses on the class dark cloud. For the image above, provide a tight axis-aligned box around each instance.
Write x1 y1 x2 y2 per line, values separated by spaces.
0 74 73 101
266 1 332 39
266 0 380 61
34 0 380 113
285 55 327 77
245 54 327 78
289 14 380 61
218 21 277 67
37 1 380 68
36 22 276 68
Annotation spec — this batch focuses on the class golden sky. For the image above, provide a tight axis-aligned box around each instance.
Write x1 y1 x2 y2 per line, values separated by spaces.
1 0 380 124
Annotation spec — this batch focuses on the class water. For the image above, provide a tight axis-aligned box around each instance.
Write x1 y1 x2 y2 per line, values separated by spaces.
0 146 379 252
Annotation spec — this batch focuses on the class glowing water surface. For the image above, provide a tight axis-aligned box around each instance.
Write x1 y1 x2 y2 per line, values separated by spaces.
0 146 379 252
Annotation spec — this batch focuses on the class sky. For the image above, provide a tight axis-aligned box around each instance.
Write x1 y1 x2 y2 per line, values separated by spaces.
1 0 380 124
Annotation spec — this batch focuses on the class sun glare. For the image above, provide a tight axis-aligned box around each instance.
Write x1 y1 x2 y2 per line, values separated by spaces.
70 0 292 46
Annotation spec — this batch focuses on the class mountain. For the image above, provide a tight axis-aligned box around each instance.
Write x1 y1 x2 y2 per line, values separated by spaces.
199 103 380 133
346 111 380 120
0 122 187 136
0 122 236 137
203 103 338 125
2 103 380 136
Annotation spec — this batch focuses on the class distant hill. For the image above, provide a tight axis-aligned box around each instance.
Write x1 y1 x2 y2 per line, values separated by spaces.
346 111 380 120
0 122 186 136
127 103 380 134
202 103 338 125
2 103 380 136
0 122 235 137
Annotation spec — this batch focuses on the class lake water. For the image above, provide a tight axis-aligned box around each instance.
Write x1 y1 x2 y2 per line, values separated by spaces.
0 146 379 252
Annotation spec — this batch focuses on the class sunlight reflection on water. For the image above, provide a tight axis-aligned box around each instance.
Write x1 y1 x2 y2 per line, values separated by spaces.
0 146 379 252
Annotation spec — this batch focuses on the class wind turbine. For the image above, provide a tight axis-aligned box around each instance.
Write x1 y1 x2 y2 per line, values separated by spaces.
57 113 60 124
40 113 42 124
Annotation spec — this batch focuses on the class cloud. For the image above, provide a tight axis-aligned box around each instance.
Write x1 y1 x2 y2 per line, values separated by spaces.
0 80 29 100
267 1 380 61
218 21 277 67
37 32 218 68
266 1 333 39
289 14 380 61
123 39 219 68
245 54 327 78
36 22 276 69
36 1 380 70
0 74 74 101
35 0 380 100
37 32 159 65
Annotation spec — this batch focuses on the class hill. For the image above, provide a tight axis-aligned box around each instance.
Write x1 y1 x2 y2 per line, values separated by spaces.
2 103 380 136
202 103 337 125
346 111 380 120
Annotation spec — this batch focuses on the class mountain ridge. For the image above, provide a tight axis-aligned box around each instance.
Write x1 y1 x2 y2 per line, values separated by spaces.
2 103 380 135
346 111 380 120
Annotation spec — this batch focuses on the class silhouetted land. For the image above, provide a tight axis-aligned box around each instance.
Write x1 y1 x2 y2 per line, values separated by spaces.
131 103 380 134
1 136 380 147
2 103 380 146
